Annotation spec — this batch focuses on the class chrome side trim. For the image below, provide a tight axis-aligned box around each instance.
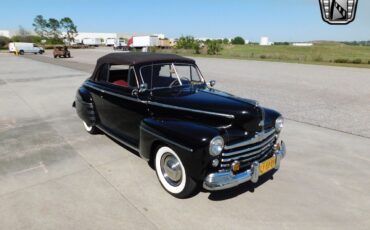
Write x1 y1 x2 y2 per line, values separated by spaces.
84 83 147 104
221 143 273 163
97 125 140 152
140 126 194 152
148 101 235 119
222 134 275 157
224 128 275 150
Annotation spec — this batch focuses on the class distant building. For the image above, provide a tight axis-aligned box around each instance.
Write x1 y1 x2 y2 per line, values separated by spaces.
260 36 273 46
0 30 10 38
153 34 165 39
69 32 118 44
292 43 313 47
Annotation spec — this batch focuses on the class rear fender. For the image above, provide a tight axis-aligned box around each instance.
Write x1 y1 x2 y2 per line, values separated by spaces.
74 85 97 126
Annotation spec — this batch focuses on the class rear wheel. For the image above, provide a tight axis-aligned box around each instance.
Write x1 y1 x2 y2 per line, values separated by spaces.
83 121 99 134
155 146 197 198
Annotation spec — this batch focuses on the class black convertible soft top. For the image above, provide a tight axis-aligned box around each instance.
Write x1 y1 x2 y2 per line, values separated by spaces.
96 52 195 66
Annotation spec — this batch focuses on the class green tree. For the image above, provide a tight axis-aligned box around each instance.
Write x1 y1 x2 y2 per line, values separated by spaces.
176 36 196 49
193 40 201 54
176 36 202 54
32 15 48 38
0 36 10 48
223 38 229 44
207 40 222 55
17 26 30 37
231 36 245 45
47 18 61 39
60 17 78 43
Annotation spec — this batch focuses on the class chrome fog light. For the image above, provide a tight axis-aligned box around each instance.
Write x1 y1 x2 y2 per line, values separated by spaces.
275 116 284 133
209 136 224 156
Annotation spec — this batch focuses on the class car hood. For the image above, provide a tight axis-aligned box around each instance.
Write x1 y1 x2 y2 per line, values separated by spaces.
149 87 263 133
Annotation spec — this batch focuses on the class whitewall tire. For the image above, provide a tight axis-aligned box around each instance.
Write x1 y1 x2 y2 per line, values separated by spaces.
155 146 197 198
83 121 98 134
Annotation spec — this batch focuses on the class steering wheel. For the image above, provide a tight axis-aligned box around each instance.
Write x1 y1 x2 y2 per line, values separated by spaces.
169 77 191 88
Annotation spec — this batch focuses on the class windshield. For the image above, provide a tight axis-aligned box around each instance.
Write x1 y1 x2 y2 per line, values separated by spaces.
140 63 204 90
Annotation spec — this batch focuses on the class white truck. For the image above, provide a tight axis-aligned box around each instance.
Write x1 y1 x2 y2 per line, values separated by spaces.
105 38 117 46
8 42 44 55
129 36 159 48
82 38 102 47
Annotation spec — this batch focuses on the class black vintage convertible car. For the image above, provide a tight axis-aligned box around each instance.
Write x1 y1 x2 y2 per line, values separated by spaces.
74 53 286 198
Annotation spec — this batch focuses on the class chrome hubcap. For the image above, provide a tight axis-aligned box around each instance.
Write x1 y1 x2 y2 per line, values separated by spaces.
160 152 182 186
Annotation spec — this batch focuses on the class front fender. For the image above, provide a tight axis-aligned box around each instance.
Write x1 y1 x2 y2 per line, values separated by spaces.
140 118 223 181
262 107 282 130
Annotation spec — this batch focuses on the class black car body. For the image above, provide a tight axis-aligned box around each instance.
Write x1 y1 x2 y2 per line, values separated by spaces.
74 53 286 198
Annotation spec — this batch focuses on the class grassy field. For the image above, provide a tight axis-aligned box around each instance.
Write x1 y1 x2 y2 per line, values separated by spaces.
159 42 370 68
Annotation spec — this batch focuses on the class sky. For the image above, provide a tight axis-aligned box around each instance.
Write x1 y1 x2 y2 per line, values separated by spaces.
0 0 369 42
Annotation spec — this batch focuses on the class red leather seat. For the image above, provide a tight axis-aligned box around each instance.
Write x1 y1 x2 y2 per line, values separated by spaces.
113 80 128 87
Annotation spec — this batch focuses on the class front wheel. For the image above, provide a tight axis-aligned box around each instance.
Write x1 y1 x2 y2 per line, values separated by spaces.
83 121 99 134
155 146 197 198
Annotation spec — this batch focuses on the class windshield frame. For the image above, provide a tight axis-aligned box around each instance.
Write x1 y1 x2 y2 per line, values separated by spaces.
138 62 206 91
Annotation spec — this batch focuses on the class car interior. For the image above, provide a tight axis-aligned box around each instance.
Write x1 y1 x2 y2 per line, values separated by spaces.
140 64 191 89
98 64 137 88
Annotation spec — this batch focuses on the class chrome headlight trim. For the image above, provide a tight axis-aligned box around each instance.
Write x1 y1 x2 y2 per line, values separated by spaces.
209 136 224 156
275 116 284 133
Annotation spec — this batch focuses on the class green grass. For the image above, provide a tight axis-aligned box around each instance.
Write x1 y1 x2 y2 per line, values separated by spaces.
158 42 370 68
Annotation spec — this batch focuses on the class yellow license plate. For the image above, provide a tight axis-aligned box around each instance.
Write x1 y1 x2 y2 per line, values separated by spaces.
259 156 276 175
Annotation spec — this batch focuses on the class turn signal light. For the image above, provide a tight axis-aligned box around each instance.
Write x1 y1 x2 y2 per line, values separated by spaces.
231 161 240 173
274 142 281 151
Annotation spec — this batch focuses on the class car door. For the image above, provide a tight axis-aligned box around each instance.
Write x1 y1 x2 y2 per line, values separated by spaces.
95 65 148 146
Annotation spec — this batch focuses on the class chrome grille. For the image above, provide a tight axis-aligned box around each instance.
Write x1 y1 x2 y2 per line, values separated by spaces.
220 129 276 171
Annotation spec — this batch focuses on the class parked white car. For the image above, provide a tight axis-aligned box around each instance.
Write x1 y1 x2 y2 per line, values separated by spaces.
8 42 44 55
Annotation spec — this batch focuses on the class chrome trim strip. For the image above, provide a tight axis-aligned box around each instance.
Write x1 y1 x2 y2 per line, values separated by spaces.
224 128 275 150
140 126 194 152
84 83 147 104
203 141 286 191
221 143 273 163
222 134 275 157
97 125 140 152
147 101 235 119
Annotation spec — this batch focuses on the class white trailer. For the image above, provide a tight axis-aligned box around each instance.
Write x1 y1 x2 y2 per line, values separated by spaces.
130 36 159 48
8 42 44 55
105 38 117 46
82 38 102 46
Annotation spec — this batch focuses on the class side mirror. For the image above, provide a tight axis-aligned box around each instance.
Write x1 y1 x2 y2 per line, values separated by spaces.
208 80 216 87
139 83 148 93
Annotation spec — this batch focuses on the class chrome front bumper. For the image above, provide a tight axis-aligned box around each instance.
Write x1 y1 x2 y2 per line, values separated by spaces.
203 141 286 191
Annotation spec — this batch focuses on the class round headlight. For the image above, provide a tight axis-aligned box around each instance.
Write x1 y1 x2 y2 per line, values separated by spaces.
275 116 284 132
209 136 224 156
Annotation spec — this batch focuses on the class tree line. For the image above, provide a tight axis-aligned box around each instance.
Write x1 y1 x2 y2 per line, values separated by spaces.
32 15 78 44
0 15 78 48
175 36 246 55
